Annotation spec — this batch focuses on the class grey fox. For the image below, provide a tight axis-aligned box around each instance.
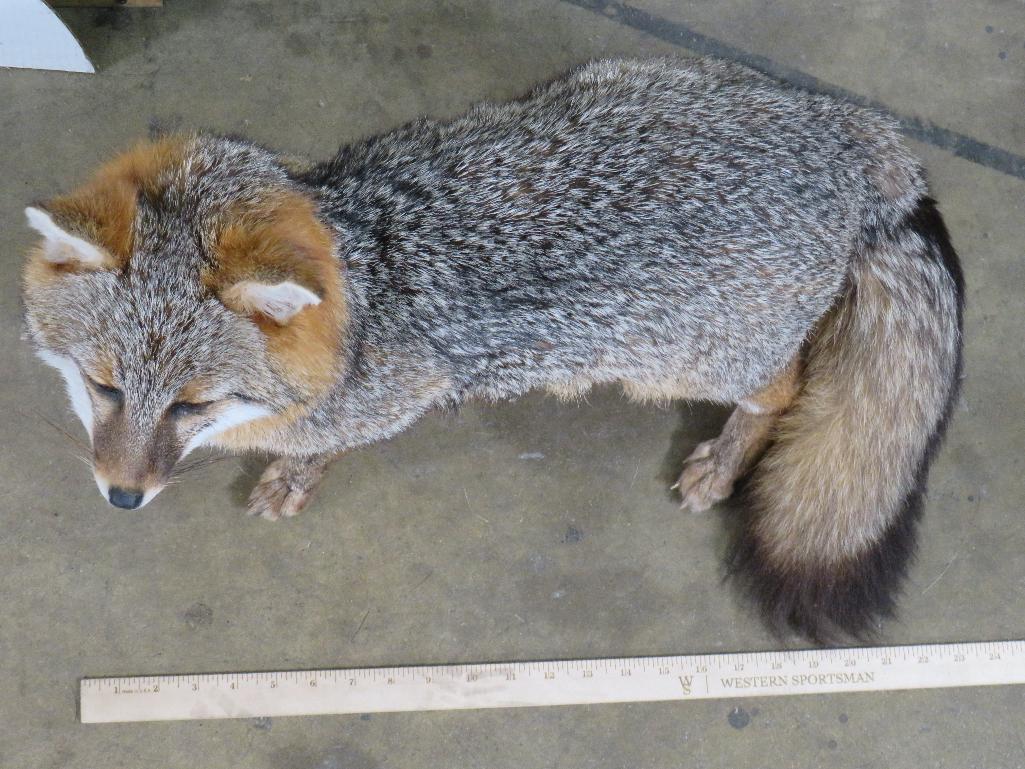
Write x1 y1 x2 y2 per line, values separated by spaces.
22 58 964 641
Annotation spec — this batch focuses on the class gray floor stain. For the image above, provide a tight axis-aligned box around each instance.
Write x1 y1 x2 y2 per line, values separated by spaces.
562 525 584 544
728 706 752 730
183 602 214 630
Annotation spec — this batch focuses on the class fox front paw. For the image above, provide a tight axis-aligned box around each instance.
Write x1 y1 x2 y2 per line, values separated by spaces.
247 456 324 521
674 439 736 513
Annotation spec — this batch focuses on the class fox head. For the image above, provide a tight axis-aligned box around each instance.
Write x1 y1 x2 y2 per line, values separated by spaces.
22 134 345 509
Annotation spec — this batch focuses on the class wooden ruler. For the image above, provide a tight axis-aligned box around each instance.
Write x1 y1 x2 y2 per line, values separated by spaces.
81 640 1025 723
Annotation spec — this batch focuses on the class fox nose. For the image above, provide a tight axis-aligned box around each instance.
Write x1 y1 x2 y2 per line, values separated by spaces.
108 486 144 510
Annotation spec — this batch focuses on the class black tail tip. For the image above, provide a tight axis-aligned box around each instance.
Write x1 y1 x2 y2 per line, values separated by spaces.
727 491 924 646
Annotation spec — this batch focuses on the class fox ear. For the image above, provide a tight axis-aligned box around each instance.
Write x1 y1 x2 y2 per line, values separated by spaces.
25 206 108 268
221 280 321 325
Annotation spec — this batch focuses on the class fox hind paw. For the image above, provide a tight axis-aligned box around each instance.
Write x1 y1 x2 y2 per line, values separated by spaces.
675 439 735 513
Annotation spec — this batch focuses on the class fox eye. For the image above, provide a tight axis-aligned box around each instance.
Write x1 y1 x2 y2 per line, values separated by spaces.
87 376 122 404
168 401 212 419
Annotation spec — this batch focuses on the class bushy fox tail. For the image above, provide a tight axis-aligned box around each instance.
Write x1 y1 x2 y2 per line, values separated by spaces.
734 197 965 642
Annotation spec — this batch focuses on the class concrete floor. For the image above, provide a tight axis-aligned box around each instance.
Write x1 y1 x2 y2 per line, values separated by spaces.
2 1 1024 767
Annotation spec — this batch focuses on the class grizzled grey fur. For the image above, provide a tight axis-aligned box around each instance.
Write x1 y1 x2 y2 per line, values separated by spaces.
296 58 905 443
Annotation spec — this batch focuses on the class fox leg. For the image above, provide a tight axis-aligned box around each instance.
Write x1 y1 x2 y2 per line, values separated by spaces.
247 452 341 521
676 359 801 512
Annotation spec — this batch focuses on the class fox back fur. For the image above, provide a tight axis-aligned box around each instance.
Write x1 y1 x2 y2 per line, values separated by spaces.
22 57 964 641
